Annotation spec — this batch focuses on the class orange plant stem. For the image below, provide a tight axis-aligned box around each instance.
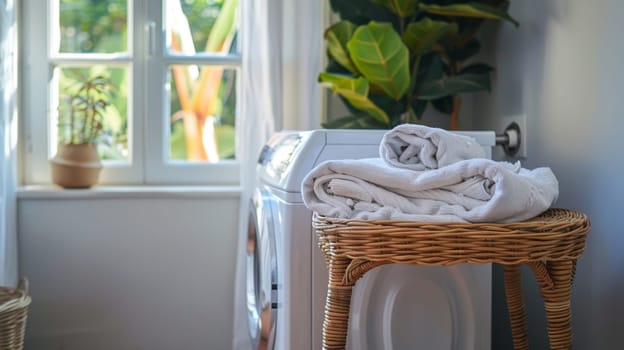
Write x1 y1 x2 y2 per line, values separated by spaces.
171 34 208 161
192 62 225 117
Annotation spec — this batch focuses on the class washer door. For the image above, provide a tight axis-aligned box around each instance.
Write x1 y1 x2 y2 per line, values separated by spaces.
246 189 278 350
348 264 491 350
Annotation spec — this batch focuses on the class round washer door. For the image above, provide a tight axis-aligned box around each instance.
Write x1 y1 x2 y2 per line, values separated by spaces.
348 264 490 350
246 189 278 350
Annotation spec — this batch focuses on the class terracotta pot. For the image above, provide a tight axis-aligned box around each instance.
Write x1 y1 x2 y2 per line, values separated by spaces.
50 143 102 189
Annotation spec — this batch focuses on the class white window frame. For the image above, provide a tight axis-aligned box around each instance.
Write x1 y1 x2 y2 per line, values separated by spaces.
21 0 241 186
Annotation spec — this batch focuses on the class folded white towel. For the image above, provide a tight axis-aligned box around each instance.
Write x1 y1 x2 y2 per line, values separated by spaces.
302 158 559 223
379 124 485 170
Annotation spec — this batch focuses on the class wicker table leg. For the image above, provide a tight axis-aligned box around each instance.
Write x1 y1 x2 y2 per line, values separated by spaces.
503 264 529 350
537 260 576 350
323 257 354 350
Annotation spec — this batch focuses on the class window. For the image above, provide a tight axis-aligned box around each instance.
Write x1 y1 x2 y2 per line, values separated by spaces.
22 0 240 185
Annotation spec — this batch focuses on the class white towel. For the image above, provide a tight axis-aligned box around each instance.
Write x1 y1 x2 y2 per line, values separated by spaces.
302 158 559 223
379 124 486 170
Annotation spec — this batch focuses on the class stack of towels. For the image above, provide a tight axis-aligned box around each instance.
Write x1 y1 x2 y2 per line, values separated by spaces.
302 124 559 223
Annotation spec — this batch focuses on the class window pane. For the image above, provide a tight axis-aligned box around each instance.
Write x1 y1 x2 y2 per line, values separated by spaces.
55 66 129 161
165 0 239 55
168 65 236 162
58 0 127 53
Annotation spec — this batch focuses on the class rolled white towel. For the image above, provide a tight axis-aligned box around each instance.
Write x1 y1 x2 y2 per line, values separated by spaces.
380 124 486 170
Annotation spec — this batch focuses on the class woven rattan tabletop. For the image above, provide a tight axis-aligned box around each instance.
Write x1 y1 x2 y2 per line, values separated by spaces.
313 208 590 266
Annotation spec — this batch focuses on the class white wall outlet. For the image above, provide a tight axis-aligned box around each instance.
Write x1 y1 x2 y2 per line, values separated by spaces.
499 114 527 159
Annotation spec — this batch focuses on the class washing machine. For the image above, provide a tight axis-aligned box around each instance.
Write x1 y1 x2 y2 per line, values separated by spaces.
246 129 495 350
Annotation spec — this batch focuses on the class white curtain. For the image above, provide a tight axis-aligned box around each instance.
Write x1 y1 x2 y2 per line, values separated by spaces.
281 0 323 130
0 0 19 287
233 0 281 347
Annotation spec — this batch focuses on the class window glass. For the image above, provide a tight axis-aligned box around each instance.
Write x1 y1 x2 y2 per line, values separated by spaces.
168 65 237 162
58 0 128 54
23 0 242 185
166 0 239 55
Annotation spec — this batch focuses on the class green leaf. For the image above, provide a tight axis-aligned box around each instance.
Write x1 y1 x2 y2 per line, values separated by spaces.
447 38 481 62
417 72 491 100
347 22 410 100
204 0 240 52
403 18 457 54
410 99 428 119
322 115 387 129
431 96 453 114
318 72 390 124
330 0 398 26
325 21 358 73
418 2 519 26
460 63 494 75
411 52 444 93
371 0 420 17
369 93 406 120
325 58 354 75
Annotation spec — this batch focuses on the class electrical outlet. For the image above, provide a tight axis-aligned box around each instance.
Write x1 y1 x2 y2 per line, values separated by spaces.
499 114 527 159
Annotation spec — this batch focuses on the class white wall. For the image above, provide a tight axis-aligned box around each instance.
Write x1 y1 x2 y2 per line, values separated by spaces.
18 192 240 350
477 1 624 348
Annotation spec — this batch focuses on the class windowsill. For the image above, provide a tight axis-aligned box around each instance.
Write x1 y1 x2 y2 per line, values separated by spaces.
17 185 242 199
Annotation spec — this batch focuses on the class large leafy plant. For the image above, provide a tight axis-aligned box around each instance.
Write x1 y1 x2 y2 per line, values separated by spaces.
319 0 517 129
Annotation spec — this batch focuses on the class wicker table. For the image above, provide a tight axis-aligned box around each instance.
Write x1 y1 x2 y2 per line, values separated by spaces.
313 208 590 350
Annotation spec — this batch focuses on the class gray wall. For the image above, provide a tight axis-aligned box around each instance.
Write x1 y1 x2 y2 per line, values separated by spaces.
476 1 624 348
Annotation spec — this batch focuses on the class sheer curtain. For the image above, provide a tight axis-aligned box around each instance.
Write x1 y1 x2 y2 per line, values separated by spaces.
0 0 19 287
233 0 281 347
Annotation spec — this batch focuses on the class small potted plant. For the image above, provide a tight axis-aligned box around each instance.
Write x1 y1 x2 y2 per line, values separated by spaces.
50 74 113 188
319 0 517 130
